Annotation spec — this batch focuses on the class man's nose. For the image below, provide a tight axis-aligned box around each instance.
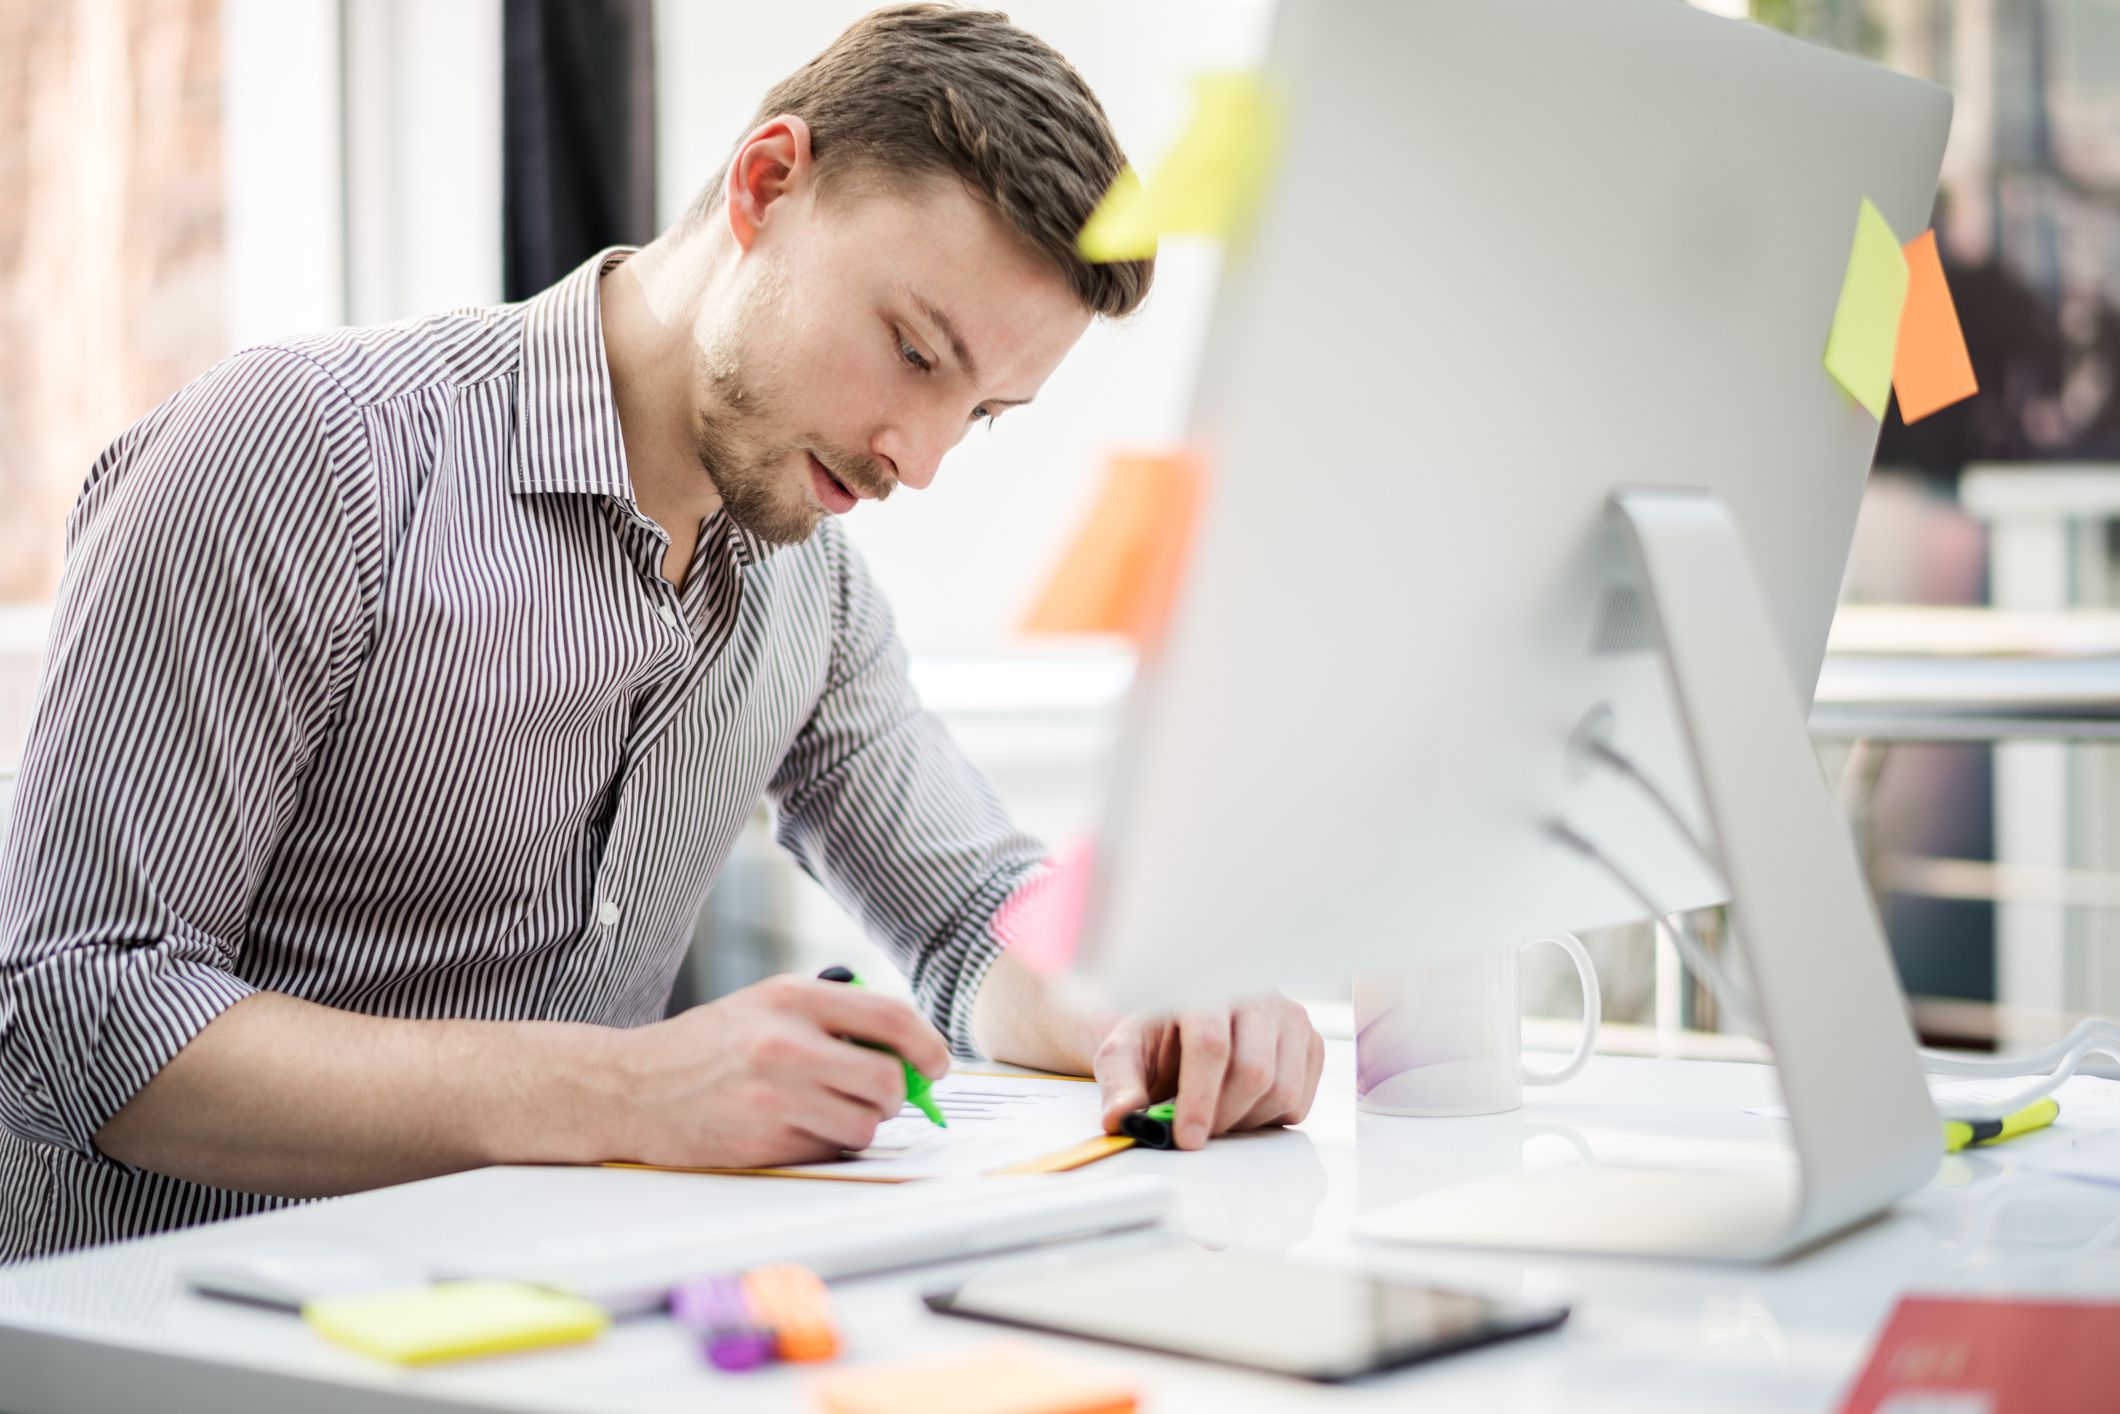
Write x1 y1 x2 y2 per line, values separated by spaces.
874 414 959 492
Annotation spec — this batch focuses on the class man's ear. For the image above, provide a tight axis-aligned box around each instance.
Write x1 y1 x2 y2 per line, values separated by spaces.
724 114 814 252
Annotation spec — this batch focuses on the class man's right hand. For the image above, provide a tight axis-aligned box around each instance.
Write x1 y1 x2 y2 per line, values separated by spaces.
608 973 951 1169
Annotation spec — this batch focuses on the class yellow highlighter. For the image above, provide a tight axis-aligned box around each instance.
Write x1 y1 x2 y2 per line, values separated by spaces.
1941 1098 2060 1154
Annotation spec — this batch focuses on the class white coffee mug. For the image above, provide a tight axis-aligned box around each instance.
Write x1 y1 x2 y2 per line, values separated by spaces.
1353 934 1601 1117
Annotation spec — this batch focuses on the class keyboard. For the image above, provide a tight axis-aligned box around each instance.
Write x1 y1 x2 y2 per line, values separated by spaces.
433 1173 1173 1316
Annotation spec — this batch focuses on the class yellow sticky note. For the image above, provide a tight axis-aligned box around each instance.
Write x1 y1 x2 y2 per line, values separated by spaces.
1076 165 1156 262
1145 73 1278 239
1077 73 1278 263
303 1281 609 1365
814 1341 1138 1414
1822 197 1911 420
1892 229 1979 423
1021 451 1204 646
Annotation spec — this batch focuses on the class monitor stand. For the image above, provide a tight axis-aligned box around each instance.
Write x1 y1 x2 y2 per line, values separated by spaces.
1354 487 1938 1262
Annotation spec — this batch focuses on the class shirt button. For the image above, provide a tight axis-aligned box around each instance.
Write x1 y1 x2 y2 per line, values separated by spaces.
657 604 679 631
598 899 622 927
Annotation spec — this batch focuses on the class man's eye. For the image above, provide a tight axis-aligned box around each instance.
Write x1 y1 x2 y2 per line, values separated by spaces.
971 405 998 429
898 336 932 372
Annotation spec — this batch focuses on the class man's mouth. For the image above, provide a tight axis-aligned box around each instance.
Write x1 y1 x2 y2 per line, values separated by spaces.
808 452 859 515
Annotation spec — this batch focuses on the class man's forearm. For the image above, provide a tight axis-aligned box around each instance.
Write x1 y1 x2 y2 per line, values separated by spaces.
94 992 636 1198
969 949 1120 1076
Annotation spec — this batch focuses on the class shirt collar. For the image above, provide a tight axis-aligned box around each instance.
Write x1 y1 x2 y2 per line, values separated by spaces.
512 246 793 568
710 511 778 570
511 246 641 504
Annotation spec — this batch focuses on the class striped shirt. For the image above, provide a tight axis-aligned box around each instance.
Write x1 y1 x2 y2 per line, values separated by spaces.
0 249 1042 1264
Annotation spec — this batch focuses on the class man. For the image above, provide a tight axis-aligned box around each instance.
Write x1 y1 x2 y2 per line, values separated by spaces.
0 5 1323 1264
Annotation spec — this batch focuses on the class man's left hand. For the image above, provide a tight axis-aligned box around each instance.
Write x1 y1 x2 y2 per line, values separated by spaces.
1093 993 1324 1149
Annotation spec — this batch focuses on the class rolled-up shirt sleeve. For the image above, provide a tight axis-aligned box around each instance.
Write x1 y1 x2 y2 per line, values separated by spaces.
768 531 1046 1058
0 348 371 1164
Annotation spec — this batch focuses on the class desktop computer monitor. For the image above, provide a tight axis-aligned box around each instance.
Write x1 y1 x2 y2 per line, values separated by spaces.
1077 0 1948 1009
1072 0 1954 1260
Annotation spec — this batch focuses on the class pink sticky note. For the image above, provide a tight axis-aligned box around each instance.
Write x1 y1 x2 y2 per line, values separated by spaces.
993 838 1096 978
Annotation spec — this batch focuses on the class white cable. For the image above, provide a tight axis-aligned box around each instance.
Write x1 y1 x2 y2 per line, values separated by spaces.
1583 739 1718 869
1916 1015 2120 1077
1545 820 1758 1034
1916 1017 2120 1118
1923 1033 2120 1119
1561 737 2120 1116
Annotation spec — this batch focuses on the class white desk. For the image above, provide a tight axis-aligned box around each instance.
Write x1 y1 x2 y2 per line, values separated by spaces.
6 1043 2118 1412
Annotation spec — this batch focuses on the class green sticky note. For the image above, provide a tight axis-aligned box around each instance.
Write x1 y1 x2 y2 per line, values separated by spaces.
1822 197 1911 420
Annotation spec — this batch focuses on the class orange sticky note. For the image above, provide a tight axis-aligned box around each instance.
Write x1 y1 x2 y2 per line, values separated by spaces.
813 1341 1138 1414
1892 229 1978 423
1021 451 1203 646
991 837 1095 979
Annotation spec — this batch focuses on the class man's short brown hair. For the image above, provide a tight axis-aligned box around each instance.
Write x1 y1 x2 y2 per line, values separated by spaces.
685 4 1153 319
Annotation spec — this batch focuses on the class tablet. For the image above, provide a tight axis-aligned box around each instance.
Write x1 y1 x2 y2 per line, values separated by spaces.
924 1244 1568 1382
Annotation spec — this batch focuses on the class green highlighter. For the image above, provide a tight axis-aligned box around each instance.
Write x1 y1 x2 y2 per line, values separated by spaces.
816 966 946 1127
1120 1101 1180 1149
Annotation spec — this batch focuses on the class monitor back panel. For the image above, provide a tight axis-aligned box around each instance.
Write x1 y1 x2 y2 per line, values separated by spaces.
1080 0 1951 1009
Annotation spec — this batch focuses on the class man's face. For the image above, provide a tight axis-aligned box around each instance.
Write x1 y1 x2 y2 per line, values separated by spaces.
686 176 1093 545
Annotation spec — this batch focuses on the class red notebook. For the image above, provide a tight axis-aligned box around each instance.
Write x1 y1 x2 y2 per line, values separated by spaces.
1837 1295 2120 1413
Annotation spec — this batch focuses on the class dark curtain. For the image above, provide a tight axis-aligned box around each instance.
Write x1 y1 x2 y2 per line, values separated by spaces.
503 0 657 301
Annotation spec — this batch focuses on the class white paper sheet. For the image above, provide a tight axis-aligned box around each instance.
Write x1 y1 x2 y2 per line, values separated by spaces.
2008 1128 2120 1186
768 1070 1114 1180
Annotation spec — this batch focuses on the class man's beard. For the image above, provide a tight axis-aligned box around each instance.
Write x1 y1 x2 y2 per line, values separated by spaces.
691 343 895 548
692 411 819 547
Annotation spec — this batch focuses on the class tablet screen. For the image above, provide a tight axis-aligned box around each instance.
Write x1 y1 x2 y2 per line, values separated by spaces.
925 1245 1568 1382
